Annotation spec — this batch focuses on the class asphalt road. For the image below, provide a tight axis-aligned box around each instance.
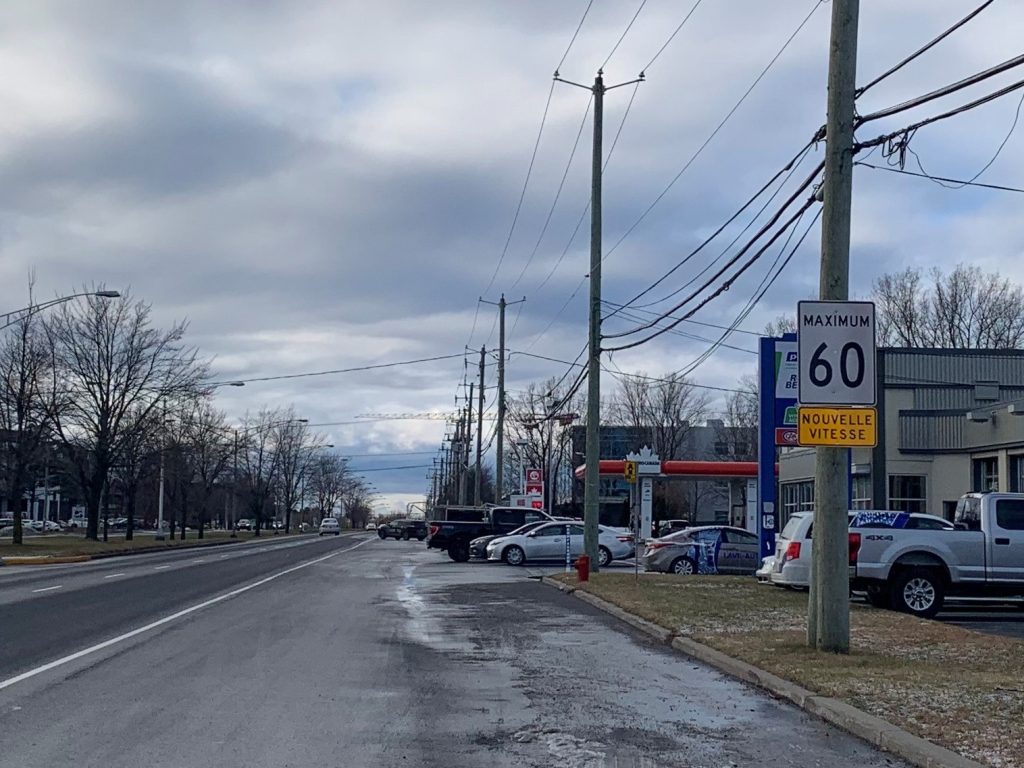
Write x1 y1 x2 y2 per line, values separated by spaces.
0 538 909 767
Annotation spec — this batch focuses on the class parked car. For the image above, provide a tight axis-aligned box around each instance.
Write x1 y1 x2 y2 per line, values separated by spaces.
319 518 341 536
772 510 954 590
853 493 1024 618
643 525 760 575
235 519 254 531
486 522 633 568
755 555 776 583
428 507 552 562
377 519 428 541
470 520 549 559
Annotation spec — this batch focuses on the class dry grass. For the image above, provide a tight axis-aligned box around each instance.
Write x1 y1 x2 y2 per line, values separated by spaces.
0 530 300 558
557 573 1024 768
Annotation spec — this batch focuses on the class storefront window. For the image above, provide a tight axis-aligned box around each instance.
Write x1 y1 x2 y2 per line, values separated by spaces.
888 475 926 513
973 457 999 492
1010 455 1024 493
781 480 815 527
851 475 871 510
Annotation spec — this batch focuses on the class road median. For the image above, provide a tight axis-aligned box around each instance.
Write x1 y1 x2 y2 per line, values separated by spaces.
542 573 1020 768
0 530 318 565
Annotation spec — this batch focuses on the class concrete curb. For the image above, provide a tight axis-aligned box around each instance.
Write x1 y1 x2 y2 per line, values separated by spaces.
0 554 91 566
538 577 983 768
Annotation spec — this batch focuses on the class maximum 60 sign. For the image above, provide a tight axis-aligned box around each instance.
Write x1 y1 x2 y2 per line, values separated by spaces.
798 300 876 406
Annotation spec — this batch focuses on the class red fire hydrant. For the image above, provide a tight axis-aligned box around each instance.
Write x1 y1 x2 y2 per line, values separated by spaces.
574 554 591 582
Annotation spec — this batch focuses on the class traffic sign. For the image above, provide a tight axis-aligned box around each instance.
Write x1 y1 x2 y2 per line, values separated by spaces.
798 301 876 405
624 461 637 484
774 427 798 446
797 406 877 447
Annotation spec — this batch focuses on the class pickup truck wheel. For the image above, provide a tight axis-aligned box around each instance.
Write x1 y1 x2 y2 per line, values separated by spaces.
377 528 387 540
448 541 471 563
890 568 944 619
503 545 526 566
402 529 411 541
598 546 612 568
865 587 889 608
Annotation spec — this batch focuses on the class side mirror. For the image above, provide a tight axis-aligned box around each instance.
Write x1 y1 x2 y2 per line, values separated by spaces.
526 531 537 538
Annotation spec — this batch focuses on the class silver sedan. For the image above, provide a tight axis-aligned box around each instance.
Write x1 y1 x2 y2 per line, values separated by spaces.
486 522 633 568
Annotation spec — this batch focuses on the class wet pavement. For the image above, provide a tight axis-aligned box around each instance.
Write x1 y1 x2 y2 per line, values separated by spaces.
0 537 909 767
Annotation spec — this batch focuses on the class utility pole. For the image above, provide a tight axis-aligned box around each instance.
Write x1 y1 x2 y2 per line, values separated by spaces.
809 0 860 654
481 295 524 503
475 346 486 505
555 67 642 570
460 388 473 506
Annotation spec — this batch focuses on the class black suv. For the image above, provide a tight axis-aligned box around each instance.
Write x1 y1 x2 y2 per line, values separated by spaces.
377 519 428 541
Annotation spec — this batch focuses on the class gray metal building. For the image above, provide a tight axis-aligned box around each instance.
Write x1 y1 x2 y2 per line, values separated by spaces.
778 348 1024 523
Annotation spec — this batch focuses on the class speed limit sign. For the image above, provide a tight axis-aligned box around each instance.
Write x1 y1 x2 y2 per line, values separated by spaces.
797 301 876 405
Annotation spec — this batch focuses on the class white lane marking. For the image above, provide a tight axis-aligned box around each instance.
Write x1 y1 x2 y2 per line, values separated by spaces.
154 565 170 570
219 554 231 559
191 559 206 563
0 537 373 692
31 586 62 594
103 573 125 579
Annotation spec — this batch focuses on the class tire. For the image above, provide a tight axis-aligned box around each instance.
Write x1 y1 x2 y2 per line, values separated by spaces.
377 528 387 540
417 535 426 541
448 540 471 563
670 556 697 576
889 568 945 619
402 529 411 541
318 533 323 537
503 545 526 566
334 531 340 536
598 546 612 568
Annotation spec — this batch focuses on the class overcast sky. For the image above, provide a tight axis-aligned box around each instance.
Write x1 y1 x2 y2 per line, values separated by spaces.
2 1 1022 512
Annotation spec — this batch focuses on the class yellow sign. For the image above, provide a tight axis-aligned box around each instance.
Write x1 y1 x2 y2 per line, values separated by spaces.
798 406 877 447
624 461 638 483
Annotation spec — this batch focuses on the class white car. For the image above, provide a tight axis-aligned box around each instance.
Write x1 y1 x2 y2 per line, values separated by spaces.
485 521 633 568
771 510 954 589
365 523 377 531
319 518 341 536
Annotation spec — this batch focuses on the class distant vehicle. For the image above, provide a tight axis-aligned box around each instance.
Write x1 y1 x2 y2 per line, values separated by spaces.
643 526 760 575
365 523 377 530
319 518 341 536
486 522 633 568
470 520 549 559
428 507 553 562
377 519 428 541
755 556 776 584
853 493 1024 618
771 511 954 591
235 519 254 531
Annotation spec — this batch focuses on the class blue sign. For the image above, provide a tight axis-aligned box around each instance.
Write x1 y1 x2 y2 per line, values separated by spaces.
758 334 797 559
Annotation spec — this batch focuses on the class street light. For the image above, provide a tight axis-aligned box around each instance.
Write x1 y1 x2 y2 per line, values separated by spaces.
0 289 121 331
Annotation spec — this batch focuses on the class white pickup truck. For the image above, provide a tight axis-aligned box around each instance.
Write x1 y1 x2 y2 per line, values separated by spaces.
852 492 1024 618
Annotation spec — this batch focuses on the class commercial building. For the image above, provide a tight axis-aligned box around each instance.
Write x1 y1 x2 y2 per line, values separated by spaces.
778 348 1024 524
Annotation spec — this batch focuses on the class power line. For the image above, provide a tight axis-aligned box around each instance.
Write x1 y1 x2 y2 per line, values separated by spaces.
601 300 763 337
855 161 1024 194
349 464 432 473
220 353 466 385
601 0 826 263
856 0 997 98
602 0 649 69
642 0 705 73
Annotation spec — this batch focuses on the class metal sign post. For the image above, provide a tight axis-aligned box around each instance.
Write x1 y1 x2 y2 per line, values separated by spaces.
757 335 797 560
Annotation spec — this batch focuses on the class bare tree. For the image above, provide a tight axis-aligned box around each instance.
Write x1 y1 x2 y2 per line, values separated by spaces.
179 398 233 539
0 305 55 545
273 413 315 533
237 409 284 537
343 479 372 529
308 452 349 521
764 315 797 337
610 372 710 460
873 265 1024 348
47 290 206 540
111 406 161 540
716 373 758 461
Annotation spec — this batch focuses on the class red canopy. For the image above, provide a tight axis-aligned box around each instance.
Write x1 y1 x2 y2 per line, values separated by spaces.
574 460 774 480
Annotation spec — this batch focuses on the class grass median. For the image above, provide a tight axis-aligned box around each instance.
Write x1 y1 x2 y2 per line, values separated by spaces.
0 530 309 559
555 573 1024 768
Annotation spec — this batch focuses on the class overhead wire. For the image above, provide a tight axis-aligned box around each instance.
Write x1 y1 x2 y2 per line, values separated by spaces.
641 0 705 73
600 0 826 264
854 161 1024 194
602 0 649 70
557 0 595 72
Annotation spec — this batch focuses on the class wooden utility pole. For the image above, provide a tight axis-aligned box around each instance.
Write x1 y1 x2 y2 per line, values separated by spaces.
481 295 523 503
475 346 486 506
809 0 860 653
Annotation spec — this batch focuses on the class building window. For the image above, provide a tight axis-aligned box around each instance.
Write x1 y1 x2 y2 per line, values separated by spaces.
888 475 926 513
851 475 871 510
781 480 815 526
1010 456 1024 493
973 457 999 492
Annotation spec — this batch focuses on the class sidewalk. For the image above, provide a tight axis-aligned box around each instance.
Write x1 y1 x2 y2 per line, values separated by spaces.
546 573 1022 768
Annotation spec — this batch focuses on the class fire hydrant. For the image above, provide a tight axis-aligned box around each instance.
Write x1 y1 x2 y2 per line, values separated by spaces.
574 554 591 583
